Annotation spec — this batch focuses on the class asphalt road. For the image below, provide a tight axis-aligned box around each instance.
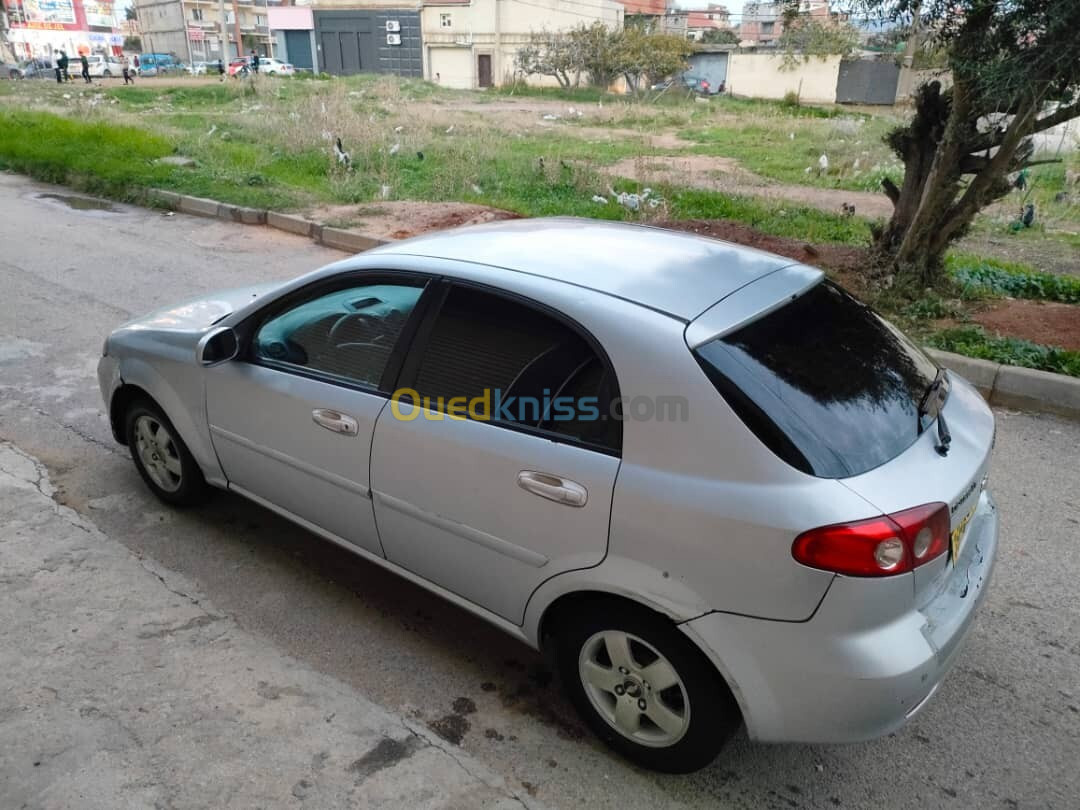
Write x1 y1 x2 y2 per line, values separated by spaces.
1 172 1078 809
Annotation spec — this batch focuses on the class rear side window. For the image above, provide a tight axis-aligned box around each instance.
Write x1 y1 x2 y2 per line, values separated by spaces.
695 281 938 478
408 286 621 452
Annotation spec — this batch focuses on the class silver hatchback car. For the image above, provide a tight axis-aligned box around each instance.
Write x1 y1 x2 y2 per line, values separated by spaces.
98 219 998 772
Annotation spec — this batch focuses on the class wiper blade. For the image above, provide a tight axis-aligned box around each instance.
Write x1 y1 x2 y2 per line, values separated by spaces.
917 369 951 455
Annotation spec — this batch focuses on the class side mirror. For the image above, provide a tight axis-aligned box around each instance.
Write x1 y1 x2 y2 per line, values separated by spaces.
197 326 239 366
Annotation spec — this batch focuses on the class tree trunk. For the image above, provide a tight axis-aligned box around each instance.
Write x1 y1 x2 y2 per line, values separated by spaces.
872 80 1039 289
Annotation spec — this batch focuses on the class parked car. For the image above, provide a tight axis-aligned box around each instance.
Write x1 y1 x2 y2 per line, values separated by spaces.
138 53 179 77
258 57 295 76
227 57 250 77
3 60 22 79
12 58 55 79
683 74 711 94
85 54 125 78
187 61 209 75
97 219 998 773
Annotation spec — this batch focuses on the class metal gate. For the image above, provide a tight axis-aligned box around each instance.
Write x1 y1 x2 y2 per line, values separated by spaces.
313 10 422 78
836 59 900 105
284 30 313 72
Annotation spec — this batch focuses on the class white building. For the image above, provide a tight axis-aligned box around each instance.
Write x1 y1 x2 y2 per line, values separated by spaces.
421 0 623 90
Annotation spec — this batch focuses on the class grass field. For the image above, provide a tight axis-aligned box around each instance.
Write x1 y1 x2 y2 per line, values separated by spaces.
1 74 1077 373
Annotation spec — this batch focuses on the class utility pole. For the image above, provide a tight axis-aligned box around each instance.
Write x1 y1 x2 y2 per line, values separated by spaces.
232 0 242 59
219 0 227 63
493 0 500 87
901 0 922 69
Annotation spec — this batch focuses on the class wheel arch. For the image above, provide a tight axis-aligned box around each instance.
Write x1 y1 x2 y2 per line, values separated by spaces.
108 356 225 486
527 566 750 726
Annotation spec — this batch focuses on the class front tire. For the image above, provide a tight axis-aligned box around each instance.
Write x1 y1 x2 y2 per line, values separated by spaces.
556 601 741 773
125 399 209 506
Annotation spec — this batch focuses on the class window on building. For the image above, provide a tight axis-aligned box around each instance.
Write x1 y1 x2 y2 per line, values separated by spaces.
255 14 265 26
440 13 452 28
191 8 203 21
761 21 774 33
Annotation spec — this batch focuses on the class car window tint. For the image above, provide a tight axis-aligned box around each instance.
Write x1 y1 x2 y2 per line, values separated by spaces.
254 283 423 387
412 286 620 451
695 281 938 478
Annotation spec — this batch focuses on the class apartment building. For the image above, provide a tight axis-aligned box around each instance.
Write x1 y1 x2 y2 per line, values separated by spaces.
134 0 274 62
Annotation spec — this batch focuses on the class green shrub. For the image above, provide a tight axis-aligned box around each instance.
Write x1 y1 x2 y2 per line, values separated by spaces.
929 326 1080 377
946 254 1080 304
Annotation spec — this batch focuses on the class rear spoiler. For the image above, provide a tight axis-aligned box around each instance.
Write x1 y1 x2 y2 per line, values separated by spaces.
685 264 823 349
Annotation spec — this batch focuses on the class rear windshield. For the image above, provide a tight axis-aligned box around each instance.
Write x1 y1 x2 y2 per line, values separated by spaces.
695 281 938 478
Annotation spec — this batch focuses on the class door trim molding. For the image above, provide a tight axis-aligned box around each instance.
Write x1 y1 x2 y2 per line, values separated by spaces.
210 425 370 498
373 490 549 568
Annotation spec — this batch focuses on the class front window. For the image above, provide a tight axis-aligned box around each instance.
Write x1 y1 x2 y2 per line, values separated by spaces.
253 282 424 388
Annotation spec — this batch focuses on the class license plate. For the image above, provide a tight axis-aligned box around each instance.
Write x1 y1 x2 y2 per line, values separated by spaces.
950 503 976 563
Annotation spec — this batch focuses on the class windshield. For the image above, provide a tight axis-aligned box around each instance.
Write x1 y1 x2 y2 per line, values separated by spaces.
695 281 939 478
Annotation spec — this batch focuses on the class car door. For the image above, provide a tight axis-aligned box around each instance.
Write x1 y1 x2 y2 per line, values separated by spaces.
205 274 430 556
370 282 622 624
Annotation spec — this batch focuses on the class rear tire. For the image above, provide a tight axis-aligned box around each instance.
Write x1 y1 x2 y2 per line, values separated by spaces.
124 399 209 506
555 600 741 773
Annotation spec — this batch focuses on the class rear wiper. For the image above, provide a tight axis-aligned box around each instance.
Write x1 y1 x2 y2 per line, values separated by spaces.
918 369 952 456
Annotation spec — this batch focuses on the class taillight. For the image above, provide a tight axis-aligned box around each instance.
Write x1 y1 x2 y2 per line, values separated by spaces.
792 502 950 577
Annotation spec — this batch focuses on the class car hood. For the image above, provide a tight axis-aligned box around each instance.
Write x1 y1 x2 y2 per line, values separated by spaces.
118 282 282 332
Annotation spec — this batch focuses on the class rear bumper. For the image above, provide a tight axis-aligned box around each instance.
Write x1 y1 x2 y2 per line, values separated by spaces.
681 490 998 744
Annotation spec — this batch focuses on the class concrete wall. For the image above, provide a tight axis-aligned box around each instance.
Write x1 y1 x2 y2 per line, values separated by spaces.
725 52 841 104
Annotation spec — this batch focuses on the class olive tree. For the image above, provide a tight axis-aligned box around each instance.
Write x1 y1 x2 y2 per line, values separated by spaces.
787 0 1080 287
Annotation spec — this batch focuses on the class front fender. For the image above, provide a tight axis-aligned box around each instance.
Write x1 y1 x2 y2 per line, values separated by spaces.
116 355 225 487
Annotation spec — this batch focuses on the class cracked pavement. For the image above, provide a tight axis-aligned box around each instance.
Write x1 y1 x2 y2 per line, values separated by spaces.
1 172 1079 808
0 441 531 809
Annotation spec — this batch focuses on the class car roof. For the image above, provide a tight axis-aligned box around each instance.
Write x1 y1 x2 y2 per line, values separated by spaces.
371 217 795 321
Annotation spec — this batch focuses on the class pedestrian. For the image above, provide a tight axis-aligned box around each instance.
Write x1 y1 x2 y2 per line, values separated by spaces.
133 54 140 72
217 58 225 81
56 50 70 82
250 49 259 74
122 55 134 85
80 52 91 84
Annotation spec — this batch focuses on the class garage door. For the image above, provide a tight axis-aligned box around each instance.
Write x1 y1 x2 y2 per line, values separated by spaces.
430 48 472 89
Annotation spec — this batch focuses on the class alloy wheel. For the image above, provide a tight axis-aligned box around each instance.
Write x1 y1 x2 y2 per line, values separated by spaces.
134 414 183 493
578 630 690 747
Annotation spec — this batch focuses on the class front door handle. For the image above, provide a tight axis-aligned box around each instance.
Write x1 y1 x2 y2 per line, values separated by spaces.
517 471 588 507
312 408 359 436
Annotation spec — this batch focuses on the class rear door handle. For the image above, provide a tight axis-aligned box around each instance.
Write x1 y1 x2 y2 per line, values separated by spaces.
312 408 359 436
517 471 588 507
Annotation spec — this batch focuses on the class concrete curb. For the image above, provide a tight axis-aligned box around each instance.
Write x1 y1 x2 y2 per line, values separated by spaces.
149 189 386 254
926 348 1080 420
318 227 386 253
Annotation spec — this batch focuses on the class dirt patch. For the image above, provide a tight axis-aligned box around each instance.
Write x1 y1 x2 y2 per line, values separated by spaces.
428 713 470 746
655 218 873 292
973 299 1080 350
605 156 892 219
303 200 519 241
957 231 1080 278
